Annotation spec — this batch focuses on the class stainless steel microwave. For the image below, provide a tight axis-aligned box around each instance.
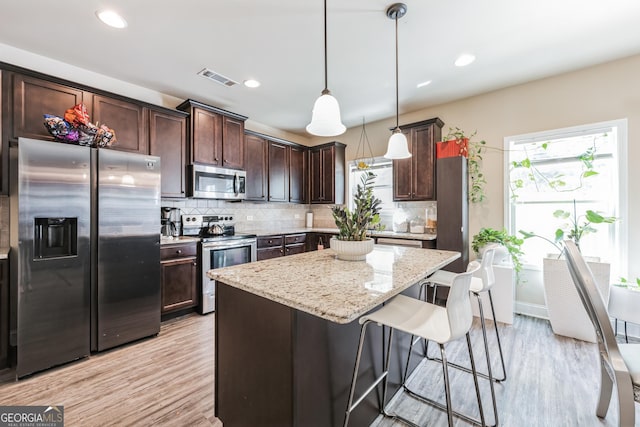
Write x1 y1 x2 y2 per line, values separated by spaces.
188 164 246 200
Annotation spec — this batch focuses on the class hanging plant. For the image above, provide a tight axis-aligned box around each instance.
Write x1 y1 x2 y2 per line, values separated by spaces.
438 127 487 203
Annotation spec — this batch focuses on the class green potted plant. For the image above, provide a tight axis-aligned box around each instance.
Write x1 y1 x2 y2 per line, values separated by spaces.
330 171 382 261
518 200 616 342
471 227 524 279
437 127 487 203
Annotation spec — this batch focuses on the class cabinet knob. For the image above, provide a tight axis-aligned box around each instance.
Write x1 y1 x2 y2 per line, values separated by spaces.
214 157 219 162
280 249 284 254
268 240 273 244
223 159 228 163
176 249 182 254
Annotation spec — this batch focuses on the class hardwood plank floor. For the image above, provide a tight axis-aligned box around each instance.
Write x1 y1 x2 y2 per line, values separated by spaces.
0 313 638 426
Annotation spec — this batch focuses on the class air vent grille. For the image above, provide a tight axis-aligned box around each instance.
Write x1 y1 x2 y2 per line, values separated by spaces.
197 68 238 87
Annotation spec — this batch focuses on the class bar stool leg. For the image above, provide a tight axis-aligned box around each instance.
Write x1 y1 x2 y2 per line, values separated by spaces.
344 321 370 427
440 343 455 427
476 294 499 425
487 290 507 382
624 320 629 343
466 332 487 427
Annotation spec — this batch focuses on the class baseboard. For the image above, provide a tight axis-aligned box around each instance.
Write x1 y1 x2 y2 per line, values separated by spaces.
515 301 548 319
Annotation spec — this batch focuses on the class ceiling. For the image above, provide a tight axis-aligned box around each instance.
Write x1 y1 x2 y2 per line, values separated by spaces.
2 1 640 136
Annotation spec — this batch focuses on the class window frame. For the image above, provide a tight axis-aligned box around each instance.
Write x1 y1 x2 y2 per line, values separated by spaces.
503 119 628 277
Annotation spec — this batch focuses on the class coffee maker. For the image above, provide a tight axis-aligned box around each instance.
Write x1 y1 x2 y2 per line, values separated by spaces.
161 207 180 237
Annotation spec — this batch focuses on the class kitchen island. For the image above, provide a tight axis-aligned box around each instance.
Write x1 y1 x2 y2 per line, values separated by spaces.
209 245 460 427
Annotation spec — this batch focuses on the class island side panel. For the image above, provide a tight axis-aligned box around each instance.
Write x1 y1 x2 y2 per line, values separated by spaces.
293 310 384 427
215 282 294 426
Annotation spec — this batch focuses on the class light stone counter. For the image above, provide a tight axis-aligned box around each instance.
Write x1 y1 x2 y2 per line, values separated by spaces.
208 245 459 324
0 247 9 260
160 236 200 245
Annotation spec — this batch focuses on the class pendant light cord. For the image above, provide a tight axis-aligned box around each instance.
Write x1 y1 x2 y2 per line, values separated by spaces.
324 0 328 92
395 13 399 130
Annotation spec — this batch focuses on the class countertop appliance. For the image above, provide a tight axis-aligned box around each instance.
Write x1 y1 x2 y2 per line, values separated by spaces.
188 164 246 200
9 138 161 377
182 214 256 314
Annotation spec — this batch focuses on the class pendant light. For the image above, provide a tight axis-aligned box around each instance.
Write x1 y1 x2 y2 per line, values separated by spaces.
354 117 374 170
306 0 346 137
383 3 411 159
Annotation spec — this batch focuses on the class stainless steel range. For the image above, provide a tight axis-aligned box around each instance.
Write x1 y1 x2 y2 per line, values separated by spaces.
182 214 257 314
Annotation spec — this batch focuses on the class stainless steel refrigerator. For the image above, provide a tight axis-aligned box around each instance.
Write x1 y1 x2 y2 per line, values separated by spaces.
10 138 161 378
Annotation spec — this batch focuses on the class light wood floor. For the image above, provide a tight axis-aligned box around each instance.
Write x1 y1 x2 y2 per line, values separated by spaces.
0 313 638 426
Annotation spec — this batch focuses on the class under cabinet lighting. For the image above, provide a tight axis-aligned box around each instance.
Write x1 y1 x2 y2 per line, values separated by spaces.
96 10 128 29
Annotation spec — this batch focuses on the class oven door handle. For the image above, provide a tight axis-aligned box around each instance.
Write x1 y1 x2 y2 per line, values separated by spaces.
202 239 257 250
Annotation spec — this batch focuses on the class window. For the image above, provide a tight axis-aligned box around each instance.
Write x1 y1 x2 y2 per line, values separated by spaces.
505 119 627 276
348 157 395 227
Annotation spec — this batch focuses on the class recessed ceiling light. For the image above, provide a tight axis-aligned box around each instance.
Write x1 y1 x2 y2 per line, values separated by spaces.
243 79 261 88
96 10 128 29
417 80 432 88
455 53 476 67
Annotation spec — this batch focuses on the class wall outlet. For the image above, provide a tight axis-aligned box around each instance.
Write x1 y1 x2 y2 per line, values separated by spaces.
247 215 254 221
294 214 301 219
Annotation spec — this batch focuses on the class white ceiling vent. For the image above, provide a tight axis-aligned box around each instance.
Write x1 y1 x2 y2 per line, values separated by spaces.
197 68 238 87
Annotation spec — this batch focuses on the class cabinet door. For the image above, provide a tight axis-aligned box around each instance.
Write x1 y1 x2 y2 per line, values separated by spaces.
149 109 187 198
244 134 268 201
92 94 148 154
0 70 5 196
392 129 414 201
268 141 289 202
192 107 223 166
161 257 198 313
10 73 86 143
289 145 307 203
222 116 244 169
309 148 323 203
320 146 336 203
412 125 436 200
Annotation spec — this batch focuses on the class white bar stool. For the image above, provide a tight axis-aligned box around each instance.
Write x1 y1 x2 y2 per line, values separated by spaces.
343 265 486 427
422 248 503 425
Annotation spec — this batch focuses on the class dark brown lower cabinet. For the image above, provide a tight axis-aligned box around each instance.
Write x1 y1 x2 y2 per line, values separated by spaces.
0 259 7 368
258 234 306 261
160 243 198 315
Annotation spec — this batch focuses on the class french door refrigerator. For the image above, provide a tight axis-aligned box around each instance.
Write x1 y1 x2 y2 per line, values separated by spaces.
10 138 161 378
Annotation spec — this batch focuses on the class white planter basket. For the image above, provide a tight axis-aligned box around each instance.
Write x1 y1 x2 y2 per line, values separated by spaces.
330 237 374 261
543 256 610 343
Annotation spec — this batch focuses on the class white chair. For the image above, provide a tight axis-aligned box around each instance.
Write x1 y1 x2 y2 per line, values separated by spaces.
420 248 503 424
608 284 640 343
343 264 487 427
564 240 640 426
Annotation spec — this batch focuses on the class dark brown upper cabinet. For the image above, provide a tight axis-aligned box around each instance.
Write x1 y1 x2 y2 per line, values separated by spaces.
268 140 289 202
289 145 307 204
149 108 188 198
7 72 88 144
309 142 345 204
393 118 443 202
244 132 268 201
92 94 148 154
177 99 247 170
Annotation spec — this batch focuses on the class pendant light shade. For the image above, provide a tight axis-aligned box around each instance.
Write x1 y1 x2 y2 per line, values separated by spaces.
306 90 346 136
384 128 411 159
307 0 345 137
384 3 411 160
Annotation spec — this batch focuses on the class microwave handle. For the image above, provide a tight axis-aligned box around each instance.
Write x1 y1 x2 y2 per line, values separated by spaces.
233 173 239 195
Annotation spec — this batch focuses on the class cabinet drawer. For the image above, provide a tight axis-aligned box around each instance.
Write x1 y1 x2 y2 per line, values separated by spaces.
161 243 197 261
285 234 306 245
257 235 284 248
284 243 305 256
257 247 284 261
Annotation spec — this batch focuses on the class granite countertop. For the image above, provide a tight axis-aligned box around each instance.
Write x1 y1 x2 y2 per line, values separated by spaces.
0 247 9 260
241 227 436 241
160 236 200 245
208 246 459 324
